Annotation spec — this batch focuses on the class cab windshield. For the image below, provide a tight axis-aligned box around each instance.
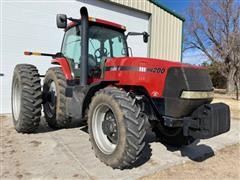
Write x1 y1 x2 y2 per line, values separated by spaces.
61 24 128 76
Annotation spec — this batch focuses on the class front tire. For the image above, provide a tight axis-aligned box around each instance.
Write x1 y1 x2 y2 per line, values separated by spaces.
11 64 42 133
88 87 146 169
43 67 71 128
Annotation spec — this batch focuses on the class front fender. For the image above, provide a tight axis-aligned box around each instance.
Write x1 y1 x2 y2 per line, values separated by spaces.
65 80 118 120
51 58 72 80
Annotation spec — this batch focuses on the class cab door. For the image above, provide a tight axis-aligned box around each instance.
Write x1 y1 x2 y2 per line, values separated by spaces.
61 26 81 77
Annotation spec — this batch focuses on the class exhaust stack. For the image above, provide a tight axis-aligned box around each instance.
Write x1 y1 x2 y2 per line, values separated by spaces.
80 7 89 86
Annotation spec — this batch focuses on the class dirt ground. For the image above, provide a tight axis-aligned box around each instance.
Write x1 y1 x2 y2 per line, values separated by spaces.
142 144 240 180
0 91 239 179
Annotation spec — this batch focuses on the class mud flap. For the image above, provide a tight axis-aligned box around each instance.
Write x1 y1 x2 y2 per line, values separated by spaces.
66 85 86 121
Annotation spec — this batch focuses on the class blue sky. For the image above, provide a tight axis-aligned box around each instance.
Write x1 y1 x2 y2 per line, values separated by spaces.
158 0 190 16
157 0 206 65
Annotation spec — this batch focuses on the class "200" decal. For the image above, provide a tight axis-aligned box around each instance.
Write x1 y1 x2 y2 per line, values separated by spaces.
148 67 165 74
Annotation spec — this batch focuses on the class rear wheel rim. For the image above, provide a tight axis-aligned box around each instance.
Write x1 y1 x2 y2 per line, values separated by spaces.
12 78 21 121
92 104 118 154
45 81 57 118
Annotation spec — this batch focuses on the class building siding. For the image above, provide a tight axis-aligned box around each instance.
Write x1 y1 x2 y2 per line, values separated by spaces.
109 0 183 61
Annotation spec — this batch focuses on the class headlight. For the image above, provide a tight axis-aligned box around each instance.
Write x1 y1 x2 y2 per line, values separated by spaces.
180 91 214 99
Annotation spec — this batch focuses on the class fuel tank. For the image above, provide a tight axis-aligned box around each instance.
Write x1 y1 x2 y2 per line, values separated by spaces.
104 57 213 117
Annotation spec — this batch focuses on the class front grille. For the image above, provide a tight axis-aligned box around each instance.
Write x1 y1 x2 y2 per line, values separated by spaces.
152 67 214 118
163 67 213 98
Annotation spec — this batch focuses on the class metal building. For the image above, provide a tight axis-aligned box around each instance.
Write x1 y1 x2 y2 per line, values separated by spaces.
0 0 184 113
110 0 184 61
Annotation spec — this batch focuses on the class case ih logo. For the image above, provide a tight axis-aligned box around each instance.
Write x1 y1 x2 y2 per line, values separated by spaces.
106 66 165 74
151 91 160 97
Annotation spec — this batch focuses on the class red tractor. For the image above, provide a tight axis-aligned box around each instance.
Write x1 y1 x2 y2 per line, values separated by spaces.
11 7 230 169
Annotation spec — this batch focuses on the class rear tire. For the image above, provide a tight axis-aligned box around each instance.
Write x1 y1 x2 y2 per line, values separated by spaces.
11 64 42 133
88 87 146 169
43 67 71 129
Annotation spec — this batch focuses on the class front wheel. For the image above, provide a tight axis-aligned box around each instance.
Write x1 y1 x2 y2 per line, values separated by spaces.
88 87 146 169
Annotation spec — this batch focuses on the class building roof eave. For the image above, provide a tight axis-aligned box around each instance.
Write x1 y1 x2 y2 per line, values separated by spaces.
148 0 185 21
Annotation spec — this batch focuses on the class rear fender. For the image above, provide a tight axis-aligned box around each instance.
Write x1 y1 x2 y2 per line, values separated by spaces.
51 58 72 80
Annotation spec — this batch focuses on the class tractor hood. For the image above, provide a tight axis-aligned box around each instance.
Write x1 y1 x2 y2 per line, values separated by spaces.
104 57 213 117
105 57 199 69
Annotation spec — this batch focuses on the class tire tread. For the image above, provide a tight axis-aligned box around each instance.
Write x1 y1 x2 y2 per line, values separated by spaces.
12 64 42 133
88 86 146 169
43 67 70 128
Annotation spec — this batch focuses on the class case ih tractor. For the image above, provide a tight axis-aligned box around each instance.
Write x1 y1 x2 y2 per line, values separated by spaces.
11 7 230 169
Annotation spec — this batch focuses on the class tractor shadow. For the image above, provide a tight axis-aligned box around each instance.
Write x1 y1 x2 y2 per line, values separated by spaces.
139 133 215 167
35 117 85 134
80 126 153 169
35 118 214 167
35 120 55 133
126 131 214 168
163 139 215 162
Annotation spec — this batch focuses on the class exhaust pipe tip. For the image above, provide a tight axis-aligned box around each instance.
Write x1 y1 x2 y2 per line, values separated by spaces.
80 6 89 86
80 6 88 17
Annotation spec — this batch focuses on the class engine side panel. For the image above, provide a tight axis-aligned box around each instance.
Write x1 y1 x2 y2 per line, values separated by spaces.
104 57 214 118
104 57 199 97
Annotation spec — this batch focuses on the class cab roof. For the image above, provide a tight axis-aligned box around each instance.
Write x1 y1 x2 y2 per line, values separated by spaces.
66 17 126 31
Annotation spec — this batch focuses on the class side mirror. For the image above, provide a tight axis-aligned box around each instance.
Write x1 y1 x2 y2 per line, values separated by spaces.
126 31 149 43
56 14 67 28
143 32 149 43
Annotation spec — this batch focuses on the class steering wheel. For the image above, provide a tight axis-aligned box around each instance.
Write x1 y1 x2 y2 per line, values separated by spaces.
94 48 109 59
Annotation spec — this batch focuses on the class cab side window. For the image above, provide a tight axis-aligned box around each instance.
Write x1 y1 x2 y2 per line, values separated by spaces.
111 37 125 57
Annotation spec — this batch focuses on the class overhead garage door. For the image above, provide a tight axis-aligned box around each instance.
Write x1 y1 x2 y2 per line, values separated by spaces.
0 0 150 113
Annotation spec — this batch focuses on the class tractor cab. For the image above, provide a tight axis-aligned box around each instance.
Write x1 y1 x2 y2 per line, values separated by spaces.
61 21 128 79
56 11 149 83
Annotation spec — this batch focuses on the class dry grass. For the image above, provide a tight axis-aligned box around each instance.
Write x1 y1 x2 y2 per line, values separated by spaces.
213 89 240 120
